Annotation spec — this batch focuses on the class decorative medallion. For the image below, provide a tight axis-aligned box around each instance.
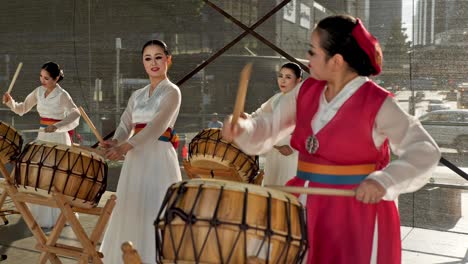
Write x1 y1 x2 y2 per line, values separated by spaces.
305 134 319 154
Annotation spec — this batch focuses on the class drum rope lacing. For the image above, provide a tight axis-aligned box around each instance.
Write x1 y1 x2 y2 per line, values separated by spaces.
14 143 107 205
189 129 260 182
155 181 308 264
0 124 23 162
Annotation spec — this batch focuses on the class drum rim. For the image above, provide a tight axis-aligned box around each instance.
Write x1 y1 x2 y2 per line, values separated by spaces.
188 128 260 181
15 187 99 208
0 121 19 132
0 121 23 161
173 179 301 205
26 140 106 161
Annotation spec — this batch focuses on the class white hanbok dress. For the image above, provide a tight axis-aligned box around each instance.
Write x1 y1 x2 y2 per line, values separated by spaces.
100 79 182 264
5 85 80 228
251 92 298 185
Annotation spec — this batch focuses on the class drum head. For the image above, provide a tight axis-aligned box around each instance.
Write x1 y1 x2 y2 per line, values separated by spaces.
188 129 260 183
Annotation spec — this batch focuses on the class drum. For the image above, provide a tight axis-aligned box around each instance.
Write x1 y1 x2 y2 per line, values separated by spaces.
155 179 308 264
0 121 23 164
188 129 260 183
15 141 107 208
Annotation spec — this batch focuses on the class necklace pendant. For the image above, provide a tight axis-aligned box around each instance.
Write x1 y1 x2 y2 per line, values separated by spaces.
305 135 319 154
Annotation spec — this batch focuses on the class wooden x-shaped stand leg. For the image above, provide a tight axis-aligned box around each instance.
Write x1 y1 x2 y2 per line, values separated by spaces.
0 186 10 224
0 185 8 262
0 164 20 225
0 162 116 263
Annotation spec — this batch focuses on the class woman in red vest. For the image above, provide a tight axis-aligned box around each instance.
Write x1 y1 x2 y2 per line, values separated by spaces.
223 15 440 264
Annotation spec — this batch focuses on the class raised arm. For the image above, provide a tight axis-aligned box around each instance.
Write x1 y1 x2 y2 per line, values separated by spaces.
224 84 300 155
3 88 38 116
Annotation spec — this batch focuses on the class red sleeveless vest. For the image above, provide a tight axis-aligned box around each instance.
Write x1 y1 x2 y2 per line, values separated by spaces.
291 78 391 183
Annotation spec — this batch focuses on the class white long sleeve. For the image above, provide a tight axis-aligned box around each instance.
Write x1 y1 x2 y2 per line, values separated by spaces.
235 83 299 155
252 92 297 149
128 89 180 147
113 92 137 143
250 93 278 118
5 85 80 132
5 88 38 116
52 91 80 132
367 97 441 200
113 79 181 148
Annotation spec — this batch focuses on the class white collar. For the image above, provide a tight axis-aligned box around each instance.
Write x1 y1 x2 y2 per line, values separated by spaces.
318 76 369 122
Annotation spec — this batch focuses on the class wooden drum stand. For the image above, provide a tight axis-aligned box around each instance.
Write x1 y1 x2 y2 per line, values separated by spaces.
0 160 116 264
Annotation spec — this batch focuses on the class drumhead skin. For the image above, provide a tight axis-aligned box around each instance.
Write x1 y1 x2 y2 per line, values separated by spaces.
188 128 260 183
173 179 301 204
15 141 107 208
0 121 23 164
155 179 308 264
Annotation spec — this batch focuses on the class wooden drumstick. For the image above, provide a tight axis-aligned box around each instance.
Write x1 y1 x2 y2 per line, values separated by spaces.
72 144 106 157
78 106 104 143
231 62 253 127
266 185 356 197
20 128 45 133
6 62 23 94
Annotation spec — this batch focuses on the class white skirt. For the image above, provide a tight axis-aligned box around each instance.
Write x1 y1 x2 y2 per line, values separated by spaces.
262 147 298 186
100 140 181 264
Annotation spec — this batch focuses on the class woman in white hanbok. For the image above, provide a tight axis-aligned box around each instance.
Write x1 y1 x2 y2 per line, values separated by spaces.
100 40 182 264
251 63 302 186
3 62 80 228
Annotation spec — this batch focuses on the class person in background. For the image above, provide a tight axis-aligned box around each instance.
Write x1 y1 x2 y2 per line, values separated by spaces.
250 62 302 186
99 39 181 264
223 15 440 264
207 112 223 128
3 61 80 229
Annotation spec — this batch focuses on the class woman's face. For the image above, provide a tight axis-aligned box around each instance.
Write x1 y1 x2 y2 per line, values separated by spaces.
39 69 58 89
142 45 170 79
277 67 301 93
307 30 332 81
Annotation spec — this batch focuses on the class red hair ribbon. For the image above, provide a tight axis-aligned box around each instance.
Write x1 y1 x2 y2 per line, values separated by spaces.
351 18 383 75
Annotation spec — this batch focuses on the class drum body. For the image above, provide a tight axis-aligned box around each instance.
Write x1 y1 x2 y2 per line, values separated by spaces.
0 121 23 164
155 179 308 264
188 129 260 183
15 141 107 208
